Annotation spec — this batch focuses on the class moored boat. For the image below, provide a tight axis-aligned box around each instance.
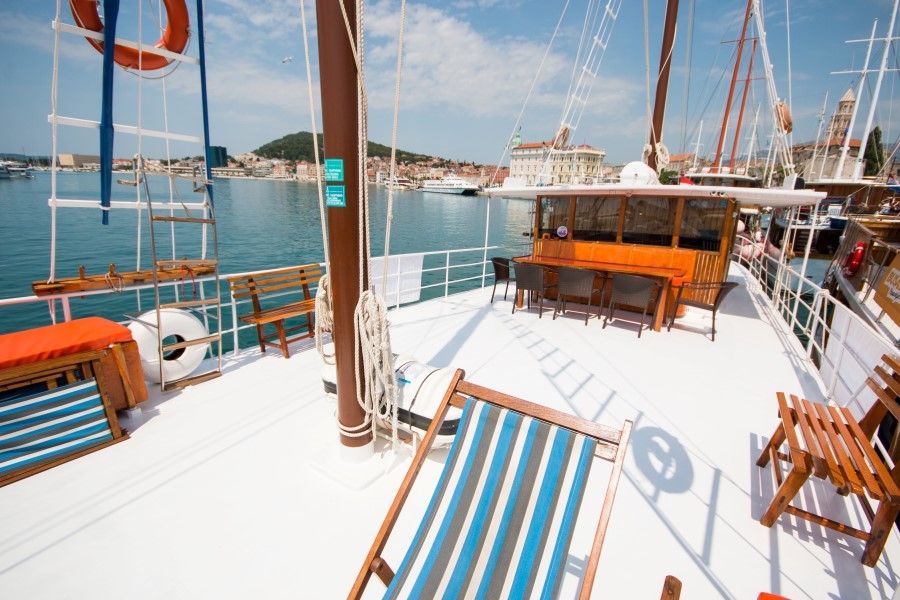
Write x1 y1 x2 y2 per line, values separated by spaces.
420 174 479 195
382 175 416 190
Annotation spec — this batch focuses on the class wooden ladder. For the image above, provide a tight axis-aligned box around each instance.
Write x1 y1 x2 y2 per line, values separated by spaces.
142 164 223 391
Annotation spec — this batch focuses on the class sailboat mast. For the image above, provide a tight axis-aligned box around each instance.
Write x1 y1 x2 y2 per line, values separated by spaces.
713 0 752 171
315 0 371 448
648 0 680 173
852 0 900 180
835 19 877 179
728 38 756 171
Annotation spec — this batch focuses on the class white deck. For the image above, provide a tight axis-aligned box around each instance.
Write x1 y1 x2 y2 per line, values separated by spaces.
1 261 898 599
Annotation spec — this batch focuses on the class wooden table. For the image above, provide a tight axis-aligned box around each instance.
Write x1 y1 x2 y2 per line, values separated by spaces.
512 255 687 331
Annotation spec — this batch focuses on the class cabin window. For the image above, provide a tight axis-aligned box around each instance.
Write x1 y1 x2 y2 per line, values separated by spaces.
572 196 620 242
622 197 675 246
539 196 570 238
679 198 727 251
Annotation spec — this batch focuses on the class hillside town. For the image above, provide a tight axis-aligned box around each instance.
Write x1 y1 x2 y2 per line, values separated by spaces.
7 87 890 191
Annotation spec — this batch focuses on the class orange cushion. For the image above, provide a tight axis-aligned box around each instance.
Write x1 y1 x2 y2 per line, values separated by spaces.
758 594 790 600
0 317 134 369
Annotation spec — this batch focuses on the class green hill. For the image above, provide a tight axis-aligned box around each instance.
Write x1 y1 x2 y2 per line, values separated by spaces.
253 131 431 164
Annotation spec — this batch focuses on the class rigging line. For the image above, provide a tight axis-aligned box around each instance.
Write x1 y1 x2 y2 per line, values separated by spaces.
489 0 572 181
337 0 370 282
382 0 408 298
299 0 329 271
559 0 596 127
156 0 169 274
678 0 695 154
643 0 652 146
686 39 731 138
784 0 793 150
339 0 398 443
49 0 63 285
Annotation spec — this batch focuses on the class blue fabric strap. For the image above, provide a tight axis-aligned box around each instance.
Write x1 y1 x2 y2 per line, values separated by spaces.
99 0 120 225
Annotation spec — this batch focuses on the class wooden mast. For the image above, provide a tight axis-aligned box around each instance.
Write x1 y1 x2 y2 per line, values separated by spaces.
316 0 371 449
713 0 752 171
648 0 680 173
728 38 757 171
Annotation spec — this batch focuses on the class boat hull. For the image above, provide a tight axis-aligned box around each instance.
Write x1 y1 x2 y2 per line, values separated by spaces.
420 186 476 195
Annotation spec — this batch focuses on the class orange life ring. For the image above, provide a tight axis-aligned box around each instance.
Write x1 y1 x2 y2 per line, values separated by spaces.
842 241 865 277
775 102 793 134
69 0 190 71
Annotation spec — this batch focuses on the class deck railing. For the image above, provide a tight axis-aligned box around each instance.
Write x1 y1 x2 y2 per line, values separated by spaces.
733 237 896 420
5 234 895 422
0 245 510 355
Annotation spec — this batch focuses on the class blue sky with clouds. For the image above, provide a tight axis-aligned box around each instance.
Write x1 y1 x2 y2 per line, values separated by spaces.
1 0 899 166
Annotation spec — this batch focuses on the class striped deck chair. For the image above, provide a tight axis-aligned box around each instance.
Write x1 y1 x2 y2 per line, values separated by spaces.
349 369 632 599
0 349 128 487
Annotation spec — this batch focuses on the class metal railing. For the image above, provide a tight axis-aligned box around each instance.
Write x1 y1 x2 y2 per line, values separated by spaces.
733 236 896 419
0 245 504 356
8 233 895 423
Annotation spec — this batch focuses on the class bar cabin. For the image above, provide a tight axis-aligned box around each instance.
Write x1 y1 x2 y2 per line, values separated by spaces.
510 186 737 330
487 169 827 330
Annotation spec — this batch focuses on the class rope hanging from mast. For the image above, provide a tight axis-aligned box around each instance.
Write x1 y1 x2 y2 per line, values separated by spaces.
327 0 399 448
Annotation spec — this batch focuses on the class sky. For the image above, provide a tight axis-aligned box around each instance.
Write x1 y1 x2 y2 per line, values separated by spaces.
2 0 900 167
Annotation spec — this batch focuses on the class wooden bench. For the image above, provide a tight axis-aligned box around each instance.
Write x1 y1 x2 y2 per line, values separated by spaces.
227 264 324 358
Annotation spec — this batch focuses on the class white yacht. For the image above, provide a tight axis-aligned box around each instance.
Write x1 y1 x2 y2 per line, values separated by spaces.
420 174 479 195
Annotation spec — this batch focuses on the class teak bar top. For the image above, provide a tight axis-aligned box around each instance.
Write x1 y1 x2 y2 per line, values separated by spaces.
513 255 687 331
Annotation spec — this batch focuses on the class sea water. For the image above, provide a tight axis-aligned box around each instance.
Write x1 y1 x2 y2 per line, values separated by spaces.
0 172 534 335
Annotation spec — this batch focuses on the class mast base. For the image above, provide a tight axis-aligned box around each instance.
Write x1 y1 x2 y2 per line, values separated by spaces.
309 439 401 490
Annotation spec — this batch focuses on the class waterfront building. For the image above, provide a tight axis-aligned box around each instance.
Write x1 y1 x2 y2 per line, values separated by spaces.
57 153 101 170
508 141 606 185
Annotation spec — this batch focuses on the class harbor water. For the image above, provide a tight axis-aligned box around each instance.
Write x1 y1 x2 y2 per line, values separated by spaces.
0 172 534 336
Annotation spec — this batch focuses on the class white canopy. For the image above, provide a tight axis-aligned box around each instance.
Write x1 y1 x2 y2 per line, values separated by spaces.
484 182 826 208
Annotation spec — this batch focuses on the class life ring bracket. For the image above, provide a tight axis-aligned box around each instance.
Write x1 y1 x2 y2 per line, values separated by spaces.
58 22 199 66
69 0 191 71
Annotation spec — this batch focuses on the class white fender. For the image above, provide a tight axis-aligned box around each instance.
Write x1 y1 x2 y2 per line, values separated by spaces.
737 240 763 261
128 309 209 383
320 351 461 445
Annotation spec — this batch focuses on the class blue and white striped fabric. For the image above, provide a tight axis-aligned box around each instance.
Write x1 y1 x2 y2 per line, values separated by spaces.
0 378 113 478
385 398 597 599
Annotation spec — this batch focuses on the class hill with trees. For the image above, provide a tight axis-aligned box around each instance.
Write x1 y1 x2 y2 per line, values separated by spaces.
254 131 432 164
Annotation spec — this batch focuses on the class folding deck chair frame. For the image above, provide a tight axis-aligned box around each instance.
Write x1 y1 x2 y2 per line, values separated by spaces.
349 368 633 599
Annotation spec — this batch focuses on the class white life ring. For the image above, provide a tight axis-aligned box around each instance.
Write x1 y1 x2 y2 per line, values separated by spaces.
128 308 209 383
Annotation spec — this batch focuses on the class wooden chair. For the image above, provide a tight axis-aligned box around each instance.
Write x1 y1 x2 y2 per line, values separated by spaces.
490 257 515 303
667 280 739 341
756 353 900 567
602 273 661 337
660 575 683 600
349 369 633 598
554 266 604 325
512 262 557 318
